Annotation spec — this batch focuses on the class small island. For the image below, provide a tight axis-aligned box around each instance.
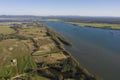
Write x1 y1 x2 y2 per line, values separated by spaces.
67 22 120 30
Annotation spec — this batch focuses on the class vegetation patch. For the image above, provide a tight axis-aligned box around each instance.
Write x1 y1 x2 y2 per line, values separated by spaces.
0 54 37 80
0 26 16 34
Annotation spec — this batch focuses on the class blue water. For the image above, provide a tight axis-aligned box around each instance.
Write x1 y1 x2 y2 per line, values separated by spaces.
43 22 120 80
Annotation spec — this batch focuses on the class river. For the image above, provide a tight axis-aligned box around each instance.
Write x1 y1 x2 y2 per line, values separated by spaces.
43 22 120 80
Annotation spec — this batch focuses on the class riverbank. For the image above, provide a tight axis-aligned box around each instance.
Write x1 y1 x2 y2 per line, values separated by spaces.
0 22 100 80
67 22 120 30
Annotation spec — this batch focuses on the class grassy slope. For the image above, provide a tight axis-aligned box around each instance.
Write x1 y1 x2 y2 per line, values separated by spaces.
0 26 16 34
68 22 120 30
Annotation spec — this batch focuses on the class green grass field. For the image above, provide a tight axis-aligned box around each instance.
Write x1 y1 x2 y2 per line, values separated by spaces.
0 26 16 34
68 22 120 30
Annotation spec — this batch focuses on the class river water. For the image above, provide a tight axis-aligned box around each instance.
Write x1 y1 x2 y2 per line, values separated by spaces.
43 22 120 80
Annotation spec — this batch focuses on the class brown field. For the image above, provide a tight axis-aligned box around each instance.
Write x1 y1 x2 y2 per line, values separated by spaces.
0 39 29 66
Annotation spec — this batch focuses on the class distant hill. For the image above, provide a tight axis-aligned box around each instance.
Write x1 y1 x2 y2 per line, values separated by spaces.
0 15 41 18
0 15 42 22
0 15 120 24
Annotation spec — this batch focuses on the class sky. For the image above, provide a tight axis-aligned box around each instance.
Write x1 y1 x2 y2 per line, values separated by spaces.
0 0 120 17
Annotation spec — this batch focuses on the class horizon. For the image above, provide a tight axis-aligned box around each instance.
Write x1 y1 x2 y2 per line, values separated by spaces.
0 0 120 17
1 15 120 18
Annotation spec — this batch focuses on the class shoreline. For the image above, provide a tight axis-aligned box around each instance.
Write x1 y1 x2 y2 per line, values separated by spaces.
43 25 101 80
67 22 120 30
